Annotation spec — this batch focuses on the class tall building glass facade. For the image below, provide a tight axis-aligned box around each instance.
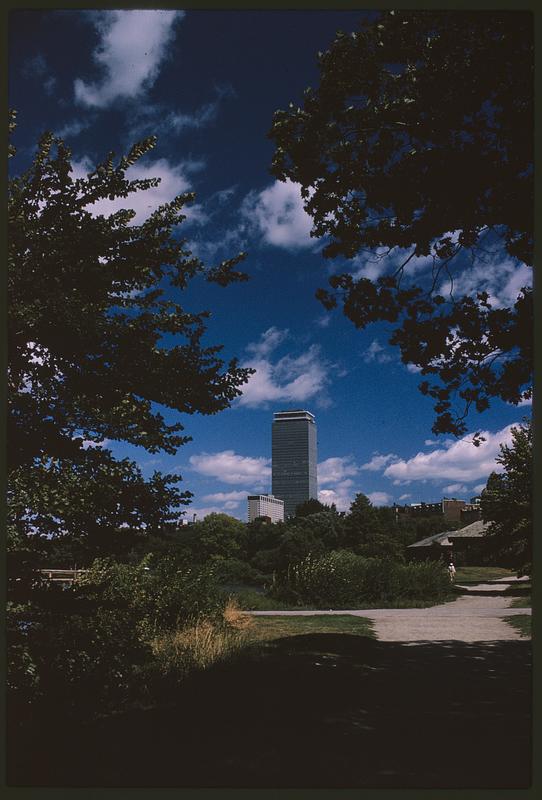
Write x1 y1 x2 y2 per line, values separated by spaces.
272 409 317 518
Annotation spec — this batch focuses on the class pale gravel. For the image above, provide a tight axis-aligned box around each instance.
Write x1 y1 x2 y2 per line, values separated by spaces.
250 594 532 642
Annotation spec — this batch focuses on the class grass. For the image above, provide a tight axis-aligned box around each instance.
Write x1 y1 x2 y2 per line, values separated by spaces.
243 614 375 643
510 595 531 609
226 588 316 611
503 615 532 638
150 600 254 675
454 566 516 583
227 587 455 611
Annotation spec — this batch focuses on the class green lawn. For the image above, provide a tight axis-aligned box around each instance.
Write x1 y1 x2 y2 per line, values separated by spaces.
510 595 531 609
454 566 516 583
229 588 455 611
244 614 375 643
503 615 531 638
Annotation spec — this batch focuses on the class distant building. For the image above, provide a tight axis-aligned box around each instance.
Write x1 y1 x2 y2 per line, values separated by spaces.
271 409 317 518
441 497 468 522
394 501 442 520
247 494 284 524
394 497 469 522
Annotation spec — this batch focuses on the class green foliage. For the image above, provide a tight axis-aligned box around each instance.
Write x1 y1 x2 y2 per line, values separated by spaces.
270 11 533 438
210 556 266 587
7 555 225 718
342 494 404 560
294 498 335 517
186 513 248 562
481 419 532 574
271 550 451 608
8 124 252 564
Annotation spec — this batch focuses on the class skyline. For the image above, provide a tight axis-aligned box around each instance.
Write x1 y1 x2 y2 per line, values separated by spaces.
8 9 532 520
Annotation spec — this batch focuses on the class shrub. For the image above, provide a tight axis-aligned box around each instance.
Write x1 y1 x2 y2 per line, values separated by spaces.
270 551 451 608
7 554 229 720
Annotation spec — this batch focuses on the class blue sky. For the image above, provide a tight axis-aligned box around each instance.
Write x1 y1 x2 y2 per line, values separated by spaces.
9 9 532 519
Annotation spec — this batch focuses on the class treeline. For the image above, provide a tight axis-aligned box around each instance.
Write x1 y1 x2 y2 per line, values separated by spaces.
38 494 461 586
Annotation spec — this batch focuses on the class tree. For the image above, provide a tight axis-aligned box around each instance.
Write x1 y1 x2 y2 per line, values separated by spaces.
8 116 252 565
294 498 336 517
342 494 403 560
270 11 533 440
185 513 247 562
480 419 532 575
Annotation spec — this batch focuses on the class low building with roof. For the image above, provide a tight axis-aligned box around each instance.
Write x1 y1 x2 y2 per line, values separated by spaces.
407 519 491 566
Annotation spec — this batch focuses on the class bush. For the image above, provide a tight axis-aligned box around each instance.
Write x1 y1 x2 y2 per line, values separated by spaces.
7 554 229 720
210 556 266 587
270 551 451 608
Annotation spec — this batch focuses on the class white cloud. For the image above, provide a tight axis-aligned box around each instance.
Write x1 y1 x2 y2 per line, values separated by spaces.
318 456 359 486
367 491 393 506
398 493 411 501
75 10 183 108
472 483 487 495
72 157 197 226
167 86 236 132
319 479 355 513
241 179 315 249
246 327 289 358
201 490 249 503
238 333 332 408
405 363 422 374
440 257 532 309
350 247 434 282
363 339 394 364
81 438 110 450
189 506 238 521
384 424 517 484
360 453 399 472
189 450 271 486
23 54 57 95
315 314 331 328
442 483 468 495
55 119 90 139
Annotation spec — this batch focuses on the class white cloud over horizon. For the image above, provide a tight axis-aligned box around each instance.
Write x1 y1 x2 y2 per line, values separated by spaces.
383 424 517 484
441 483 469 495
318 479 355 512
361 453 399 472
367 491 393 506
189 450 271 487
318 456 359 486
74 10 183 108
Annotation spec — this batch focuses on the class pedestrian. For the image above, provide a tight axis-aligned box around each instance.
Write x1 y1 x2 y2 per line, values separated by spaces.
448 560 456 582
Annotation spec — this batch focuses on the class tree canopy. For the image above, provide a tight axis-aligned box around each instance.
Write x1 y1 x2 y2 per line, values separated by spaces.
8 116 252 561
270 10 533 440
481 419 532 575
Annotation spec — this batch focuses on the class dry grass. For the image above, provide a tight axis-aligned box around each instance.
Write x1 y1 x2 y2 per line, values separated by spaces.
150 599 254 674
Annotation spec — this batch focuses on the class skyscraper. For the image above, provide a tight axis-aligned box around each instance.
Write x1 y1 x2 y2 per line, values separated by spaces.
272 409 317 518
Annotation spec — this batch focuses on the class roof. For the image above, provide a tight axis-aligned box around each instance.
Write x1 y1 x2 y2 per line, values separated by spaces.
407 520 490 549
448 519 490 539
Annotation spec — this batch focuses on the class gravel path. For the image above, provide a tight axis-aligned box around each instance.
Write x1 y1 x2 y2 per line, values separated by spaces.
251 594 531 642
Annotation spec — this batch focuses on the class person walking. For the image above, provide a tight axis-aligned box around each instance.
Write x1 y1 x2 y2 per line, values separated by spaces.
448 561 456 582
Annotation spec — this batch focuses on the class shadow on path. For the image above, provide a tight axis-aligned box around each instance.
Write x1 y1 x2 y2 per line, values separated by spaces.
9 636 531 788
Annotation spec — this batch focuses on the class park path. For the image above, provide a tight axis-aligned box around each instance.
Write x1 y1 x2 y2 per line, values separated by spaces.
251 578 531 642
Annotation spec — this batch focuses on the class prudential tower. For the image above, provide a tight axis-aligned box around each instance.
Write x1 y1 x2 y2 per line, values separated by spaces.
271 409 317 518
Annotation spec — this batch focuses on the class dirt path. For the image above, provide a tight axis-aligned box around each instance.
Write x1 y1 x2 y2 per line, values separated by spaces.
251 594 531 642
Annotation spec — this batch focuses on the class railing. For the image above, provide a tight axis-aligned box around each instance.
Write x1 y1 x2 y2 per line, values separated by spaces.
39 569 87 585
